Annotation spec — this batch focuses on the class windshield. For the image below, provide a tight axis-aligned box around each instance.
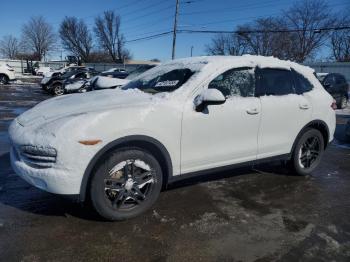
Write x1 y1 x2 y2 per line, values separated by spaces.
122 68 194 94
126 65 156 80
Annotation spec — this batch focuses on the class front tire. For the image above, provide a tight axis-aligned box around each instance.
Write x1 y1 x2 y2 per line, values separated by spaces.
289 128 324 176
90 148 163 221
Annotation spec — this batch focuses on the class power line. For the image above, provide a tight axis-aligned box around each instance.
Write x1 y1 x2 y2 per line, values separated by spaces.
50 0 147 25
125 31 173 43
179 13 280 29
180 1 348 16
123 16 173 34
179 0 286 16
178 26 350 34
123 26 350 44
123 3 175 24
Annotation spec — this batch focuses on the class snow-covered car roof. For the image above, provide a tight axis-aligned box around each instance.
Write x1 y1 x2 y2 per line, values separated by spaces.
159 55 315 74
130 55 317 94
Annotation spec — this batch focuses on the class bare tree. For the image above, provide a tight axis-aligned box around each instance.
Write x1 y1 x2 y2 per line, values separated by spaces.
237 17 292 59
330 13 350 62
0 35 20 59
283 0 335 62
59 17 93 62
21 16 56 61
206 33 248 55
94 10 131 62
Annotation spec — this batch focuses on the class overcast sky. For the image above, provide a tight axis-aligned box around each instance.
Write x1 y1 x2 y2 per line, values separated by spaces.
0 0 348 61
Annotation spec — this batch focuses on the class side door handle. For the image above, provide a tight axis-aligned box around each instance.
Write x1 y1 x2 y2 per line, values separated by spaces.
246 108 259 115
299 103 310 110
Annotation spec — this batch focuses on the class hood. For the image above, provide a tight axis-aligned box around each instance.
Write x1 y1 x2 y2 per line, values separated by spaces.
17 89 153 126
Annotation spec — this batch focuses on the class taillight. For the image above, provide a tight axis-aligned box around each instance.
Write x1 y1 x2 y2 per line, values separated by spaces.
331 100 337 110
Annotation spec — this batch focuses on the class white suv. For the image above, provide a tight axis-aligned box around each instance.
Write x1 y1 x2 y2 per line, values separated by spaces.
0 63 16 84
9 56 336 220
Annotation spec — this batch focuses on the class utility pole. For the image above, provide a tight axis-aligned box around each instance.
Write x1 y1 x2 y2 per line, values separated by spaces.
172 0 180 60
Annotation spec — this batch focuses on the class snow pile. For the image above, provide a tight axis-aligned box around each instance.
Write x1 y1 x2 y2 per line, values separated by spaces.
94 76 130 89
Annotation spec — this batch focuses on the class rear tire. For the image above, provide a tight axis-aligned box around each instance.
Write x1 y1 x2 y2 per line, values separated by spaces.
90 148 163 221
339 95 348 109
289 128 324 176
0 74 9 85
52 83 64 96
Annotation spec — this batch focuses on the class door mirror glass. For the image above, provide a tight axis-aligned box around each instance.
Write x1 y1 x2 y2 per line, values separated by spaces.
194 88 226 112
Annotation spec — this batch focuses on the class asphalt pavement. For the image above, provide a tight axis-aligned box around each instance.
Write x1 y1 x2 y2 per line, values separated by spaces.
0 84 349 261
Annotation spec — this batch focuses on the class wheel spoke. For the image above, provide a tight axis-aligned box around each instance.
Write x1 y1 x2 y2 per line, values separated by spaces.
133 185 146 199
104 179 123 191
123 164 129 179
112 189 125 207
310 150 319 157
138 176 154 188
130 161 135 176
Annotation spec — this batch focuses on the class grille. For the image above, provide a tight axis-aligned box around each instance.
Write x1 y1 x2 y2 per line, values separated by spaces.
19 145 57 168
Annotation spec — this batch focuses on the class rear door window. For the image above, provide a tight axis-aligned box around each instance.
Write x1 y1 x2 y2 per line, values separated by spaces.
257 68 295 96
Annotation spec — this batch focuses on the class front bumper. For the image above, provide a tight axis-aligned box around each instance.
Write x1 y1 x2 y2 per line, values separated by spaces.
10 146 82 195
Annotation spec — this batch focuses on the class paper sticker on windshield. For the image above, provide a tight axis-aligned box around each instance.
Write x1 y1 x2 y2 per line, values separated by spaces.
155 80 179 87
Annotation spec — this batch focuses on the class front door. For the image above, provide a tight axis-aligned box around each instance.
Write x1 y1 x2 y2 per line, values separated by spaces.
180 67 261 174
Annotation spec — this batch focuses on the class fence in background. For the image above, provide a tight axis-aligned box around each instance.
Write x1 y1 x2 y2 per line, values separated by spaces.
0 59 148 75
1 58 350 82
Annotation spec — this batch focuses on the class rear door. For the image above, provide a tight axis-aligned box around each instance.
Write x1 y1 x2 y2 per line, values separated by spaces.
256 68 312 159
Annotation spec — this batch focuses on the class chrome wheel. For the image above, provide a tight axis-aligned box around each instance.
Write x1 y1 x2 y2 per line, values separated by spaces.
104 159 155 210
54 84 64 95
298 136 321 169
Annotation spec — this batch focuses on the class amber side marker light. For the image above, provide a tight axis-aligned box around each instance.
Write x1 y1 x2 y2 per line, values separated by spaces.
78 140 102 145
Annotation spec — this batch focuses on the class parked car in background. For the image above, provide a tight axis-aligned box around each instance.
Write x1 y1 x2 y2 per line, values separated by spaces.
63 70 100 94
321 73 349 109
91 64 157 90
9 56 336 220
100 68 129 79
316 72 328 82
346 120 350 142
43 65 87 78
0 63 16 85
42 68 99 95
36 66 53 76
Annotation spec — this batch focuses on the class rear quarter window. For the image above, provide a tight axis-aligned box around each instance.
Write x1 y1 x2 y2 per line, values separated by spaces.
293 71 313 94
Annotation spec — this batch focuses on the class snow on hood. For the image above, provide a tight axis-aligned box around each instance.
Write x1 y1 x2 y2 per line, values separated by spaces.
16 89 153 126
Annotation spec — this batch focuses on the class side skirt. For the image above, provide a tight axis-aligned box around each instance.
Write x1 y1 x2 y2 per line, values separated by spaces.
168 154 290 184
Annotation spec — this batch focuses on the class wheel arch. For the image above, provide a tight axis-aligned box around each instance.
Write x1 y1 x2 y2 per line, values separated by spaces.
291 120 330 154
79 135 173 202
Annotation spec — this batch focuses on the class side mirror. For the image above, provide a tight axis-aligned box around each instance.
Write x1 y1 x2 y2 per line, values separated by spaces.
194 88 226 112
